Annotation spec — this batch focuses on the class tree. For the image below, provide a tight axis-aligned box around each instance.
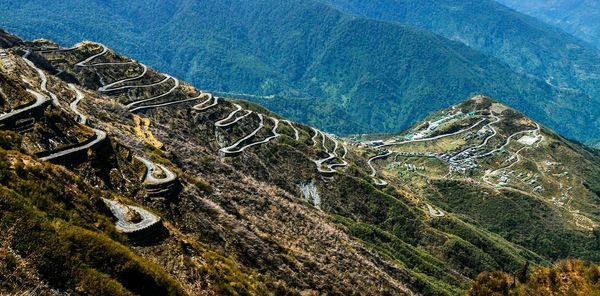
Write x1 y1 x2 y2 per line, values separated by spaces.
548 268 558 289
517 262 529 284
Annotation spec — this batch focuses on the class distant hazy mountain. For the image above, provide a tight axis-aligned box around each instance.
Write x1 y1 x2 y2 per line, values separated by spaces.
497 0 600 49
1 0 598 145
321 0 600 94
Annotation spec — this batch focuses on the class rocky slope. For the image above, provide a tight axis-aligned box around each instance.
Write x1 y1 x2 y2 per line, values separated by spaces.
1 30 600 295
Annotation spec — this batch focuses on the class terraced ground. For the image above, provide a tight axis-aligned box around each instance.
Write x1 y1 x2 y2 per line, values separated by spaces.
2 33 600 295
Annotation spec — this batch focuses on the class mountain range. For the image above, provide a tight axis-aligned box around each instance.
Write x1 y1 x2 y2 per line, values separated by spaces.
1 29 600 295
498 0 600 50
1 0 599 147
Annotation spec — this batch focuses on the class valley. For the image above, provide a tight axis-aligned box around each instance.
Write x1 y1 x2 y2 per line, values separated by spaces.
1 30 600 295
4 0 600 146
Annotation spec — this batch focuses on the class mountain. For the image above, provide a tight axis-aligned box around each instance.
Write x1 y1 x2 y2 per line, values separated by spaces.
319 0 600 144
2 30 600 295
497 0 600 50
1 0 598 146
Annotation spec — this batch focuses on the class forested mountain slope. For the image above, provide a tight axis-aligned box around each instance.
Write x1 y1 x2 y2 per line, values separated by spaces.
498 0 600 50
2 0 597 146
321 0 600 144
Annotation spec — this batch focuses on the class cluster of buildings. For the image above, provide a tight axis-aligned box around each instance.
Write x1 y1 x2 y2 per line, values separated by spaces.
551 193 568 206
486 169 540 190
358 140 385 148
354 110 481 149
404 163 424 172
396 151 437 158
349 136 388 148
498 172 510 186
438 148 481 175
464 125 493 141
533 185 544 194
387 161 425 177
449 158 478 175
410 111 476 140
351 111 556 193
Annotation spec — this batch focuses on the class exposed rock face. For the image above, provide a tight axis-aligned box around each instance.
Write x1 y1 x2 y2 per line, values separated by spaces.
298 180 321 209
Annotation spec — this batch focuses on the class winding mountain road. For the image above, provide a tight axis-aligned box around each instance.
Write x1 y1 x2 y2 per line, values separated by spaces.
220 115 281 155
368 151 394 178
74 43 133 67
220 114 264 154
481 123 543 185
135 156 177 184
101 74 171 93
0 90 50 123
219 110 252 128
192 95 219 112
313 132 337 174
310 128 319 147
320 131 331 153
328 159 348 170
74 43 106 67
427 204 445 217
22 50 59 106
474 123 540 159
450 115 501 162
323 136 348 170
73 47 205 113
68 84 87 124
215 103 253 128
102 198 161 233
128 95 202 113
97 64 149 92
40 128 106 161
125 76 179 109
283 120 300 140
36 45 80 54
313 132 349 174
368 151 394 187
40 86 106 161
376 117 488 149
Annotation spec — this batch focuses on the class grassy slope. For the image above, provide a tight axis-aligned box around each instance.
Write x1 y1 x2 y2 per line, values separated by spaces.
467 259 600 295
427 179 600 262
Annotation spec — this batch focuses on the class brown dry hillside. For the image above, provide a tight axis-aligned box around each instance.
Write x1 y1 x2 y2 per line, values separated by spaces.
468 259 600 296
